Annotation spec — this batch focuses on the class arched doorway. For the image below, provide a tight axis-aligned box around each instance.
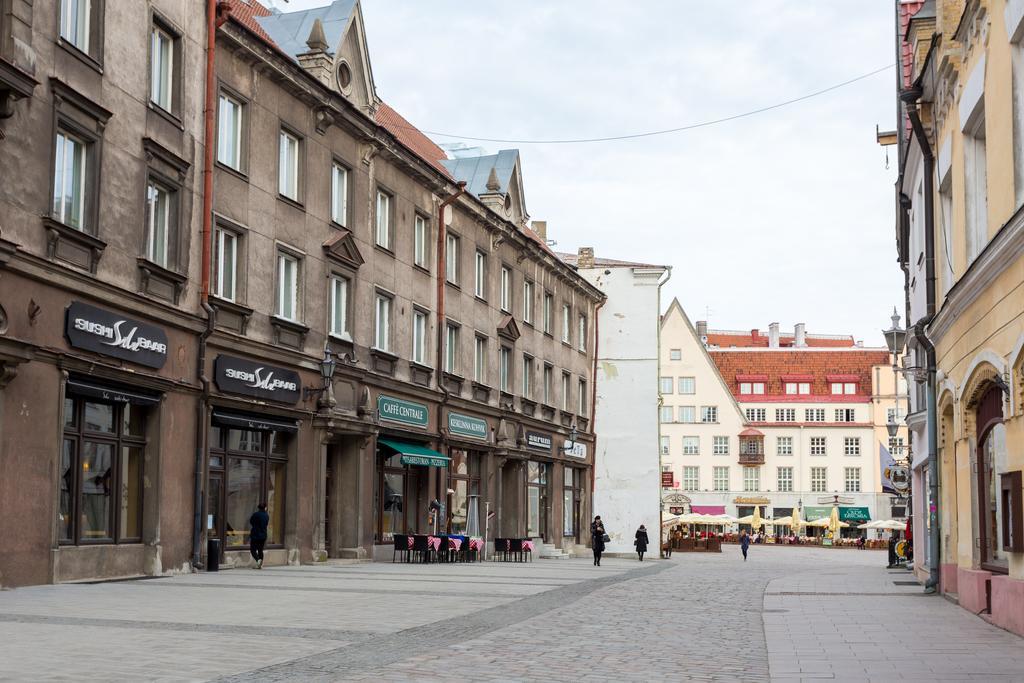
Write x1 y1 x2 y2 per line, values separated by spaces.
975 384 1007 573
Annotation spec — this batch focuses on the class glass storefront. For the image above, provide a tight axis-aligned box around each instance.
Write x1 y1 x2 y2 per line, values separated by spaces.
527 461 549 540
563 467 581 540
447 449 481 535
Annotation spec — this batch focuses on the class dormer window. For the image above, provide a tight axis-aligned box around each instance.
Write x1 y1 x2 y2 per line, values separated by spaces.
739 382 765 395
784 382 810 395
830 382 858 395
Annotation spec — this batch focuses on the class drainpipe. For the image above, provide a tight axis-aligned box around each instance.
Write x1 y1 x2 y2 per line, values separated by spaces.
588 297 605 501
653 267 672 547
193 0 231 569
902 85 940 593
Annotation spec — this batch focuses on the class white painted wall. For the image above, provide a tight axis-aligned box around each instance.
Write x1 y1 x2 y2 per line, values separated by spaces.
577 264 666 554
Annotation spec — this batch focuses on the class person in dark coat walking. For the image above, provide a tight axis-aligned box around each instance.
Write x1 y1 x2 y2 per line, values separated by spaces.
740 529 750 562
634 524 649 561
249 503 270 569
591 516 606 566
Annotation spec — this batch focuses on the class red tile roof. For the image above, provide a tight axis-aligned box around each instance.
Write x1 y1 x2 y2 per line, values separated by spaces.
705 330 855 348
226 0 275 45
709 349 891 402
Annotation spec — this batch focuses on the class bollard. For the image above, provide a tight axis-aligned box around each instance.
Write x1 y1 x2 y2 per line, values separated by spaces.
207 538 221 572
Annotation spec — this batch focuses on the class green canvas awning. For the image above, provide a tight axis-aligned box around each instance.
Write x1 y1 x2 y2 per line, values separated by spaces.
839 507 871 523
378 438 450 467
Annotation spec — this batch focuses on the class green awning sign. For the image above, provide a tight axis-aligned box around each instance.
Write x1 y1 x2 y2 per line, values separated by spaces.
448 412 487 440
378 395 428 427
839 507 871 522
378 438 450 468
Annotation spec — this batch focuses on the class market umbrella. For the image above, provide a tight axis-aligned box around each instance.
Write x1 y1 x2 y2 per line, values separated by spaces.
752 505 763 532
791 506 804 531
806 517 847 528
874 520 906 530
773 516 793 526
828 506 842 538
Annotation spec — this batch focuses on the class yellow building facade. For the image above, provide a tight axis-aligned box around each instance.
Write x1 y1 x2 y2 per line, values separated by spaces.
900 0 1024 633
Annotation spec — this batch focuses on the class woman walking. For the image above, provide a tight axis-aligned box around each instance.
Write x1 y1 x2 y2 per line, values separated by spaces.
634 524 649 562
740 529 750 562
591 515 606 566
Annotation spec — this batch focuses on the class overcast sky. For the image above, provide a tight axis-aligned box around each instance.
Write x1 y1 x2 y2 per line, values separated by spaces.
289 0 902 346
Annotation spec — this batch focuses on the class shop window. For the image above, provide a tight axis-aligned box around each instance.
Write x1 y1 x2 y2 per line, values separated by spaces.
564 467 581 538
976 384 1007 571
60 393 147 545
527 461 549 540
447 450 481 535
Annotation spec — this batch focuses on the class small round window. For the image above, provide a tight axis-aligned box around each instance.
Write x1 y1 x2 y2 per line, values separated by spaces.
336 62 352 91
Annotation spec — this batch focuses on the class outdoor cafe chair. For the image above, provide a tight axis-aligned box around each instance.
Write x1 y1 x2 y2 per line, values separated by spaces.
392 534 411 563
411 534 434 563
493 538 509 561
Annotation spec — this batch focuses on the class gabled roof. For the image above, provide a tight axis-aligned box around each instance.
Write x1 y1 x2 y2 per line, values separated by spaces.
441 150 518 197
256 0 357 59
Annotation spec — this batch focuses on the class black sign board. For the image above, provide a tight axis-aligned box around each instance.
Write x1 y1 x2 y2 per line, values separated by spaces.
214 355 301 404
65 301 169 369
526 431 552 451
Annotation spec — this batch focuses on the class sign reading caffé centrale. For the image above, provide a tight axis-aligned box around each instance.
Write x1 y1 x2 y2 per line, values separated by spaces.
378 395 429 427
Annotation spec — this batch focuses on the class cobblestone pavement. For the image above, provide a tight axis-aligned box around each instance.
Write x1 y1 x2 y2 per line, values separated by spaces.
2 547 1024 681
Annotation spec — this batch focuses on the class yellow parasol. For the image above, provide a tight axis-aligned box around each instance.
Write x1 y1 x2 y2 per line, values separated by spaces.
828 505 842 538
752 505 763 532
791 506 803 531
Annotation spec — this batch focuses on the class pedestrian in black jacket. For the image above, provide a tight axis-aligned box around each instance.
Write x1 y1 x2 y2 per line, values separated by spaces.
591 516 606 566
635 525 649 562
249 503 270 569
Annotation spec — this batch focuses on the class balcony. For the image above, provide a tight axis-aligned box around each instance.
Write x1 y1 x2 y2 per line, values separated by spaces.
738 428 765 466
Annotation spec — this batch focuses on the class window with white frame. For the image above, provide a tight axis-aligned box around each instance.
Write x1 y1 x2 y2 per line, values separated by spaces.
275 251 299 321
412 309 427 365
776 436 793 456
775 408 795 422
830 382 857 395
669 349 682 361
745 408 766 422
53 130 88 230
446 233 459 284
805 408 825 422
500 266 511 312
682 466 699 491
543 292 553 334
561 372 571 411
843 437 861 456
713 466 730 492
543 364 553 404
474 336 487 384
578 315 587 352
964 110 988 263
499 347 512 392
679 406 696 423
561 304 571 343
374 293 391 351
329 274 349 339
844 467 861 493
660 436 670 455
678 377 695 394
145 180 172 267
835 408 856 423
217 93 243 170
375 190 392 249
413 215 428 268
740 382 766 394
659 406 673 423
522 355 534 398
682 436 699 455
784 382 811 395
810 467 827 492
713 436 729 455
578 379 587 415
212 226 237 301
886 407 899 423
278 130 300 201
743 466 760 492
331 163 348 226
60 0 92 52
445 324 459 374
150 24 174 112
777 466 793 492
701 406 718 423
939 169 955 294
523 281 534 323
473 250 485 298
659 377 673 394
809 437 826 456
888 436 905 458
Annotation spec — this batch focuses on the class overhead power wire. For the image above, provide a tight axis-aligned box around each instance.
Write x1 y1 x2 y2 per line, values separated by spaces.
411 64 895 145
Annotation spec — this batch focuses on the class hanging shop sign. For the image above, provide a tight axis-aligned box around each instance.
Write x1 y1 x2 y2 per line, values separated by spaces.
65 301 168 369
563 440 587 459
661 471 675 488
214 355 301 404
669 506 686 515
378 395 429 427
525 431 552 451
733 496 771 505
448 412 488 441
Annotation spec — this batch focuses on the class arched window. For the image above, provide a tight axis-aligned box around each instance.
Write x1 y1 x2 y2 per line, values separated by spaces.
975 384 1007 572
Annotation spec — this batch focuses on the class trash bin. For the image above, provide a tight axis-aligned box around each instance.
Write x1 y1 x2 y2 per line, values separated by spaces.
207 538 221 572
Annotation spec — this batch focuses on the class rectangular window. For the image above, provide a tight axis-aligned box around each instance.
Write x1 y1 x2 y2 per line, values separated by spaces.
144 181 172 267
278 130 300 201
217 93 243 171
561 372 571 412
775 408 795 422
804 409 825 422
473 250 486 298
561 304 571 343
777 466 793 492
679 406 696 423
809 437 826 456
446 233 459 284
412 310 427 365
474 336 487 384
682 466 699 491
375 190 392 249
784 382 811 395
522 355 534 398
669 349 682 361
843 437 861 456
329 275 349 339
745 408 766 422
678 377 695 394
660 377 674 394
212 227 237 301
700 406 718 423
523 281 534 324
445 324 459 374
499 348 512 392
660 436 670 455
964 113 988 263
275 252 299 321
578 315 587 352
543 293 553 334
844 467 861 493
60 0 91 52
713 466 730 492
810 467 828 493
682 436 699 455
500 266 511 312
713 436 729 455
374 293 391 352
53 131 87 230
578 379 587 415
331 163 348 226
776 436 793 456
831 382 858 395
888 436 905 458
743 467 760 492
413 215 428 268
835 408 856 423
659 406 673 424
543 364 553 404
150 24 174 112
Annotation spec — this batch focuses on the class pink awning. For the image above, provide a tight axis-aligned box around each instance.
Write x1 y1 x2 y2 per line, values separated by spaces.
691 505 726 515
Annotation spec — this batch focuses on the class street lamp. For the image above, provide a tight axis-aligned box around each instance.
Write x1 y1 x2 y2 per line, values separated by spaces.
882 308 908 360
561 424 579 453
304 346 337 408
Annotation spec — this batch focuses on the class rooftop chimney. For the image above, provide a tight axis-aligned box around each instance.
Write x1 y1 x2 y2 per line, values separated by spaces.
531 220 547 241
696 320 708 341
794 323 806 347
769 322 780 348
577 247 595 269
751 328 759 344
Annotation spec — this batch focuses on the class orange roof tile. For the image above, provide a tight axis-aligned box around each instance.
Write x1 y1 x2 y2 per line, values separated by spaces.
226 0 275 45
705 331 855 348
374 102 450 177
709 349 890 402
